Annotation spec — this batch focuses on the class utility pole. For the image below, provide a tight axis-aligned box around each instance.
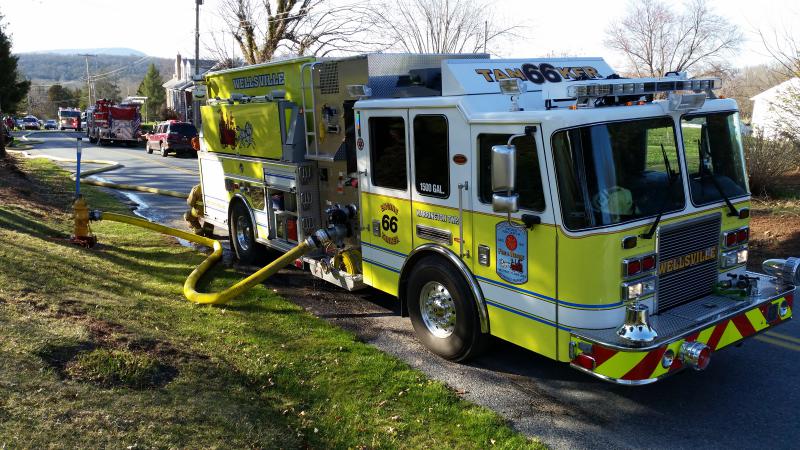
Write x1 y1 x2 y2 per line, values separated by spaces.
193 0 203 126
483 21 488 54
79 54 96 106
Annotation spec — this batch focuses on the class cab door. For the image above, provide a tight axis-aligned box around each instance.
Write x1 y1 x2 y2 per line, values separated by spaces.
408 109 471 261
469 125 559 359
357 108 412 296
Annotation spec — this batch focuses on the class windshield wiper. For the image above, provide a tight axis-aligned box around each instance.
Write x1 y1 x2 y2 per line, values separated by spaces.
641 146 679 239
697 130 739 217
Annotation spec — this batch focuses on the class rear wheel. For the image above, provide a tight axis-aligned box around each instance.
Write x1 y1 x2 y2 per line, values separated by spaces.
407 256 488 362
229 201 264 265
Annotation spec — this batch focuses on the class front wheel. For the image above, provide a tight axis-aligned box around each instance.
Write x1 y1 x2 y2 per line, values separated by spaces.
146 142 153 154
229 201 264 265
407 257 488 362
160 143 168 157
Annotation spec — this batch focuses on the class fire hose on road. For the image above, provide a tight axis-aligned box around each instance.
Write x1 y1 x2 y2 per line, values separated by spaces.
10 136 344 305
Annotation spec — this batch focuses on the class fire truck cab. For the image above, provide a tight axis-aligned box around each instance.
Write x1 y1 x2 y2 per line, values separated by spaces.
197 55 796 384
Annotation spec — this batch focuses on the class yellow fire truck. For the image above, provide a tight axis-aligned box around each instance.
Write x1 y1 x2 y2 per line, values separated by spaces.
195 54 796 384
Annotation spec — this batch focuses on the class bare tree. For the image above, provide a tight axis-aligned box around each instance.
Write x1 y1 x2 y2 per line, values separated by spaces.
758 16 800 77
370 0 518 55
605 0 742 77
218 0 384 65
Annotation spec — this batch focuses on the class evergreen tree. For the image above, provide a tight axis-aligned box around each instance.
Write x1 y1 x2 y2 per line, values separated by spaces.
136 63 165 121
0 11 30 156
93 78 122 103
46 84 78 117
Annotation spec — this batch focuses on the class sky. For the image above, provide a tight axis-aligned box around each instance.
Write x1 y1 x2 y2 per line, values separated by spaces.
1 0 798 70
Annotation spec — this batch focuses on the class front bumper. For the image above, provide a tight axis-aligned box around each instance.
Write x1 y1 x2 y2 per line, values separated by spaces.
569 272 794 385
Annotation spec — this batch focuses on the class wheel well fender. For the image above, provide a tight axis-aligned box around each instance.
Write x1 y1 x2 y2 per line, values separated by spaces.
399 244 489 334
227 194 258 235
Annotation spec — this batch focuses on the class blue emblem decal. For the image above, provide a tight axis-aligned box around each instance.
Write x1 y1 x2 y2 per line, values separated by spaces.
496 221 527 284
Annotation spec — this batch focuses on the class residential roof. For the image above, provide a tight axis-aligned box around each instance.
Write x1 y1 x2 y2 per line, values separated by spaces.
750 77 800 102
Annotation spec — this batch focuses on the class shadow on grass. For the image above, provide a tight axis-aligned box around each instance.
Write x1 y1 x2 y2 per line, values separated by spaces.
0 207 68 238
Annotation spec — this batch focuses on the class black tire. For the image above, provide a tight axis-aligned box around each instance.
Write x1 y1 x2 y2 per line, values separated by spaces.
146 142 153 154
407 256 488 362
229 201 264 265
160 143 168 157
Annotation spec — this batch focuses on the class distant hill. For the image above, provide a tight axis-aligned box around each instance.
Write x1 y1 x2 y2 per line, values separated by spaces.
27 47 148 57
17 53 177 87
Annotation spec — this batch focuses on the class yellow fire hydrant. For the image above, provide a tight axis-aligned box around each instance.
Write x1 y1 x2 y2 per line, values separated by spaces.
71 195 96 247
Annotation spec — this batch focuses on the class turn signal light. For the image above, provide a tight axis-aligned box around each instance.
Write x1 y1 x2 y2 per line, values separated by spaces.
736 228 749 243
627 259 642 276
641 255 656 271
623 253 657 278
723 227 749 248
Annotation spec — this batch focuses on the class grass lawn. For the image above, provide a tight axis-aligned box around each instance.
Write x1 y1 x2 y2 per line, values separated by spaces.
0 155 542 449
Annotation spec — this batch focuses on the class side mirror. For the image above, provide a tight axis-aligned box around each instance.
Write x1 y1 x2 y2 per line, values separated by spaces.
491 144 519 213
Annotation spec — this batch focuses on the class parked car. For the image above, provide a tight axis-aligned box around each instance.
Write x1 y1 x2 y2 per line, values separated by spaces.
145 120 198 157
44 119 58 130
22 116 40 130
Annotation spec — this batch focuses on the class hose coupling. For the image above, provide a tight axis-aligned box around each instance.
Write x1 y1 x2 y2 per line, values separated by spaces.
305 224 348 249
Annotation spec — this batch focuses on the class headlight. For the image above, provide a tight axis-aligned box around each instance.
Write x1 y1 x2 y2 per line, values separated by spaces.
622 276 657 301
721 247 748 269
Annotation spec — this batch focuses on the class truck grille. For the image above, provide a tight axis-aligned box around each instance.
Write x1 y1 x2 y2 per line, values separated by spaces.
655 214 721 313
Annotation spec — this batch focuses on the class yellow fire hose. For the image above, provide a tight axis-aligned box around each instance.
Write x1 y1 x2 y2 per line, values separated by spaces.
96 212 316 305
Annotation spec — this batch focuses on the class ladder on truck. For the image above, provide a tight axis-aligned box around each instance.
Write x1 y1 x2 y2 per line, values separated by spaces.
300 61 330 161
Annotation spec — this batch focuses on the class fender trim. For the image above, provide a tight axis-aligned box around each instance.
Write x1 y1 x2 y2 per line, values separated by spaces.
400 244 489 334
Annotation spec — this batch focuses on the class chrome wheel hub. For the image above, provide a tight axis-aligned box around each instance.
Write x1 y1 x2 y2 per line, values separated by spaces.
419 281 456 338
235 216 252 251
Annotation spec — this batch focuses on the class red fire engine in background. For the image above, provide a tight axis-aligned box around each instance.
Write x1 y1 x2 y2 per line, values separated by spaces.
85 99 141 146
57 107 82 131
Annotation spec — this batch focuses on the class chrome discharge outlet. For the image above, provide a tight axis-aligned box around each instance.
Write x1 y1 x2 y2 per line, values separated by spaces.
679 341 711 370
762 257 800 287
616 303 658 343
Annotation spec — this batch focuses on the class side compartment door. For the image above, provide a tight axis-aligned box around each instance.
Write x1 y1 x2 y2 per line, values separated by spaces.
469 125 559 359
357 108 412 296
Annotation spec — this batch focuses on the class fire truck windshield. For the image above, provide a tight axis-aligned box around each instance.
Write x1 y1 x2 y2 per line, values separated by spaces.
681 111 749 205
553 117 685 231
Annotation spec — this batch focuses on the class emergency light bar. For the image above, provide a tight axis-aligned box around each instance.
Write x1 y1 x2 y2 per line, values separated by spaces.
567 78 720 99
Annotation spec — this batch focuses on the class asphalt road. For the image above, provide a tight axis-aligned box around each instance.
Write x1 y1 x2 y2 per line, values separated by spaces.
17 131 800 449
18 130 199 229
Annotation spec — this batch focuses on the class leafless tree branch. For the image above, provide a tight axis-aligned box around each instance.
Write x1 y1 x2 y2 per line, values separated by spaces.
369 0 520 56
604 0 742 77
218 0 388 64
